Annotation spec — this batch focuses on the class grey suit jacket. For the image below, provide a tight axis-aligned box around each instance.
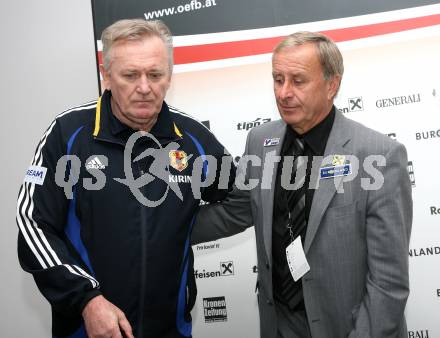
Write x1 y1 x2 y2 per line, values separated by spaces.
192 110 412 338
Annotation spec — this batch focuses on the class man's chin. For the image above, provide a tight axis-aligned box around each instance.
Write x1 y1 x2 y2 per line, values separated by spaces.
131 109 158 120
279 109 302 123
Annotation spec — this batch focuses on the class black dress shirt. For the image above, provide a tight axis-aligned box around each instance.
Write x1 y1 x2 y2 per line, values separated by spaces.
272 107 335 311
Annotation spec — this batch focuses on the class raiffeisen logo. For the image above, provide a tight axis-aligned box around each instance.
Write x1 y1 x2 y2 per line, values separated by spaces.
195 261 235 279
348 97 364 112
220 261 234 276
338 97 363 113
195 269 221 279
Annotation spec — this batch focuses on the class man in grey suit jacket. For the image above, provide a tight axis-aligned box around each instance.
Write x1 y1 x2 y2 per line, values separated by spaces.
192 32 412 338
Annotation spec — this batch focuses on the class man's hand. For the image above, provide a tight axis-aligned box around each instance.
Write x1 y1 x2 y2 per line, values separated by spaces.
82 295 134 338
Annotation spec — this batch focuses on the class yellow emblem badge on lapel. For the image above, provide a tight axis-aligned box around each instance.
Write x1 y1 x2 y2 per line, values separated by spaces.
331 155 346 166
169 150 188 172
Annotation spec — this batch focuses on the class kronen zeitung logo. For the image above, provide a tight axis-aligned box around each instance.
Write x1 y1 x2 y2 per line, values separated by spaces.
203 296 228 323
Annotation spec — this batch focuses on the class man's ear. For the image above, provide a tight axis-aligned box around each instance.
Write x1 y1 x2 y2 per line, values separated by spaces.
100 64 110 90
327 75 341 100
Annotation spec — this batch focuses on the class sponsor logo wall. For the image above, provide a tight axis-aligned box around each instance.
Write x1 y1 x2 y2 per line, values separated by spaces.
236 118 271 131
430 206 440 215
408 330 430 338
92 2 440 337
203 296 228 323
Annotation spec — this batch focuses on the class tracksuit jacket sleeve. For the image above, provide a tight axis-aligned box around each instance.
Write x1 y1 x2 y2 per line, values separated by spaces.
16 119 100 316
192 130 254 245
199 133 237 203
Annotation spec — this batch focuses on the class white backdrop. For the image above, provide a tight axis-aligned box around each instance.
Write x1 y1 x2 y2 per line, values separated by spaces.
3 2 439 337
166 5 440 337
1 0 99 337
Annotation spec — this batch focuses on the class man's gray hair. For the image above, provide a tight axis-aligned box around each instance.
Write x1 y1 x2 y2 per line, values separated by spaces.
101 19 173 72
273 31 344 81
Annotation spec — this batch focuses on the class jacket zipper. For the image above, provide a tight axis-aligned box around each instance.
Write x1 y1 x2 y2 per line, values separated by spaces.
95 134 181 337
137 164 147 338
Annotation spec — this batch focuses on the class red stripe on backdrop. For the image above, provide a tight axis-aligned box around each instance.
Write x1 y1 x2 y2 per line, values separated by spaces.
174 14 440 64
96 14 440 66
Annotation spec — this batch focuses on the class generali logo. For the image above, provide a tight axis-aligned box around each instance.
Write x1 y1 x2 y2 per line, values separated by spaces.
376 93 421 108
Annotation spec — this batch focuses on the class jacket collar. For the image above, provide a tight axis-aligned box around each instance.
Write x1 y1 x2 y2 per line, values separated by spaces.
304 109 353 253
92 90 183 145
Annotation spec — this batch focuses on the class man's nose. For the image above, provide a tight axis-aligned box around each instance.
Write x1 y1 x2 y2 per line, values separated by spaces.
137 74 151 94
279 81 294 100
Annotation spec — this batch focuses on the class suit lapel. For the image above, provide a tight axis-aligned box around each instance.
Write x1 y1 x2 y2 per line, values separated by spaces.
304 110 353 253
260 120 286 263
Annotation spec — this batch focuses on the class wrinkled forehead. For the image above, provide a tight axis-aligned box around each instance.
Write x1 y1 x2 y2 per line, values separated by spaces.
109 36 169 69
272 43 322 73
112 35 173 74
110 35 166 56
272 42 319 61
